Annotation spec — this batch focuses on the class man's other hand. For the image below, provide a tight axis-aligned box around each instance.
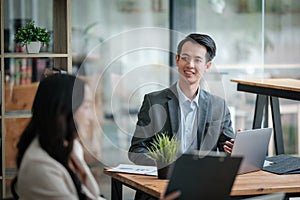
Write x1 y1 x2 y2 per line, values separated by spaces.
224 139 235 155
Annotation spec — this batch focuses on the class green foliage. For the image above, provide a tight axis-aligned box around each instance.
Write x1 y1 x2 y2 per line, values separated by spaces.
145 133 179 164
14 21 51 46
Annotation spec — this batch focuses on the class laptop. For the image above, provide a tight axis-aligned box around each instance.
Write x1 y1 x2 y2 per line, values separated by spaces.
231 128 272 174
164 152 242 200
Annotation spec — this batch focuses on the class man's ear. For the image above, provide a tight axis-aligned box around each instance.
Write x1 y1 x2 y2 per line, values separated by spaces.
175 54 180 66
205 61 212 72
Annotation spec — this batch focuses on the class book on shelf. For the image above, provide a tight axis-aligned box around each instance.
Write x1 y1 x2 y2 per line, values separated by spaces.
5 58 49 85
33 58 48 82
8 58 32 85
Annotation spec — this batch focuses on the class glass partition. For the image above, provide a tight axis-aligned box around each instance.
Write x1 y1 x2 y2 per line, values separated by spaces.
195 0 300 155
195 0 263 134
71 1 300 198
72 1 170 198
264 0 300 155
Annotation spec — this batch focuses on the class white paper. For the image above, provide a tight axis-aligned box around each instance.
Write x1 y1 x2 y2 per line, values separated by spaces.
263 160 274 167
107 164 157 176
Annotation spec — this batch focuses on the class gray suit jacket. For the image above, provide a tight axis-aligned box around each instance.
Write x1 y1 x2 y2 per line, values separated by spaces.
128 83 234 165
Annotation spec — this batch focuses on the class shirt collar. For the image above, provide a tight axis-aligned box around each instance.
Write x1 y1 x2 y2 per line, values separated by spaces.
176 81 200 107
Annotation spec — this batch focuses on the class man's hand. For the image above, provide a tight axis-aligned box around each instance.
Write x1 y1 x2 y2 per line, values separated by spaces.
224 139 235 155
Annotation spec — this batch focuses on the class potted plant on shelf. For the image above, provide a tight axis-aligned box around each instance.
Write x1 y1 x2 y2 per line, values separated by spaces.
14 21 51 53
145 133 179 179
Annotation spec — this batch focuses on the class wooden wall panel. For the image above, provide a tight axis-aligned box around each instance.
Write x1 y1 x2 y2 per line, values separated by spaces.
5 118 30 168
5 83 39 111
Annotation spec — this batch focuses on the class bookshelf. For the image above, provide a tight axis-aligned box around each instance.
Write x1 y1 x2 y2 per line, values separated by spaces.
0 0 72 197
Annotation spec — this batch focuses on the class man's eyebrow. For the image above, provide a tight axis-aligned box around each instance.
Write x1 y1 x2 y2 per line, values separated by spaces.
195 56 204 59
181 54 203 59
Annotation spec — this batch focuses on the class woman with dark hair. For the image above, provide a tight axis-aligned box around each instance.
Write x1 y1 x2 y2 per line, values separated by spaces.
12 73 179 200
12 74 105 200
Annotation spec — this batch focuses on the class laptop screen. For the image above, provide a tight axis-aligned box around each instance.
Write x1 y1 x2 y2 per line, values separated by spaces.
231 128 272 174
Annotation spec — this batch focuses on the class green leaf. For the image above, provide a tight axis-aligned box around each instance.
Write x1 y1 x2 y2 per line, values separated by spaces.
14 21 51 46
144 132 179 164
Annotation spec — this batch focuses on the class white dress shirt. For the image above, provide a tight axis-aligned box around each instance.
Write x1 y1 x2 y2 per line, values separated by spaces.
176 82 200 153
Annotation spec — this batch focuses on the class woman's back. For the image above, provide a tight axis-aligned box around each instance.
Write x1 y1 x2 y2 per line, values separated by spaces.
17 137 78 200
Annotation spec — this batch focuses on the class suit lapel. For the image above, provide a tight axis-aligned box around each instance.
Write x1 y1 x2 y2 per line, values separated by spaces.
167 84 179 135
197 89 209 149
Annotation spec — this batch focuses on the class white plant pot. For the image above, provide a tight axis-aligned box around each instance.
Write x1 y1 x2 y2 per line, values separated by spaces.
26 41 41 53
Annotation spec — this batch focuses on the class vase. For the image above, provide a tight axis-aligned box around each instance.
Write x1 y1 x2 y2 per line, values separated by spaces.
26 41 41 53
156 162 174 179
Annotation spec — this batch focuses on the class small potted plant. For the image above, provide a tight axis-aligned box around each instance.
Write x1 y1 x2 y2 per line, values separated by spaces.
145 133 179 179
14 21 51 53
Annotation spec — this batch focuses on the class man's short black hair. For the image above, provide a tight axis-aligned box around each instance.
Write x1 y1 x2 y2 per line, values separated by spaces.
177 33 216 62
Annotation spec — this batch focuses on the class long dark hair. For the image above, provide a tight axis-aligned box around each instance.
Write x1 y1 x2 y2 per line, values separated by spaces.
12 74 87 200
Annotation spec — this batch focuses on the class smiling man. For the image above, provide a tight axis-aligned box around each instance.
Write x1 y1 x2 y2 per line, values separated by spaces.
128 34 235 168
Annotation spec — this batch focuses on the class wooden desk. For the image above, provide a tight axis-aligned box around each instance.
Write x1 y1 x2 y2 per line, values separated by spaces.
104 169 300 200
231 78 300 155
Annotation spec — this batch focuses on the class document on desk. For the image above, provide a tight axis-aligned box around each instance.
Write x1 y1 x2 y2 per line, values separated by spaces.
107 164 157 176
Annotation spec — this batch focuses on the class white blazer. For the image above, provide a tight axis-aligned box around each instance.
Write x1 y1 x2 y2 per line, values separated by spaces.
17 137 105 200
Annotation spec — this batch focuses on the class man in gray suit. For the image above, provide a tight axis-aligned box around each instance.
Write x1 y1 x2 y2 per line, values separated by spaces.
128 33 235 166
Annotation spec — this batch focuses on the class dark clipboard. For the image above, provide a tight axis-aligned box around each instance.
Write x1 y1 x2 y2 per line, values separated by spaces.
263 154 300 174
164 152 242 200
